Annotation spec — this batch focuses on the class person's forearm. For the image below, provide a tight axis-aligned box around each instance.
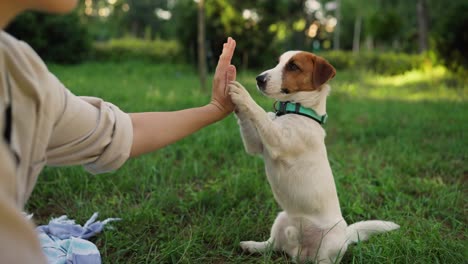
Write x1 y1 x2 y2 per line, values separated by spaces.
129 104 227 157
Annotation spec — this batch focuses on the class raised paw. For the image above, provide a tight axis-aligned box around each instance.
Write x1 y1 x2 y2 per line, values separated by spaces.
228 81 254 113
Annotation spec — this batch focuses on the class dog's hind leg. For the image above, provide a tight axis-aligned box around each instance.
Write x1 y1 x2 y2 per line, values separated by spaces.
240 239 273 253
240 211 291 254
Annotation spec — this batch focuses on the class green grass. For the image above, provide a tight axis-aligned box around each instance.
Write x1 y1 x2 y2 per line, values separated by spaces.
27 61 467 263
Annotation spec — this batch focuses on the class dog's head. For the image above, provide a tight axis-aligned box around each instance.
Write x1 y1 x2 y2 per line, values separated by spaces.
256 51 336 101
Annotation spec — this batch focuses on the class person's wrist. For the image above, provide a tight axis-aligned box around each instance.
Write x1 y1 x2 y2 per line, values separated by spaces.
207 101 231 121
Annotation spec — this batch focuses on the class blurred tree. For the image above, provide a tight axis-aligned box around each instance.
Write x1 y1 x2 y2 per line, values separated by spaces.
78 0 128 40
333 0 341 50
79 0 178 40
417 0 429 53
430 0 468 73
171 0 198 65
338 0 427 53
336 0 379 51
227 0 295 68
173 0 286 69
16 0 463 73
367 10 403 50
349 0 374 53
5 11 92 64
125 0 160 38
335 0 357 50
198 0 207 90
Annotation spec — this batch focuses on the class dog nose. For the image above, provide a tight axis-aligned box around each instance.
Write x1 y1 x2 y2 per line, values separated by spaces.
256 74 267 90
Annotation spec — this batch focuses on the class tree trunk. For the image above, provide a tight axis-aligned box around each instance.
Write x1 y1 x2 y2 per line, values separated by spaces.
333 0 341 50
365 36 374 51
131 21 139 38
417 0 429 53
242 51 249 72
197 0 207 91
352 15 362 54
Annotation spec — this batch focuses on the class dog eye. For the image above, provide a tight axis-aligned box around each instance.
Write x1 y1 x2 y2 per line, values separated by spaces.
286 62 300 71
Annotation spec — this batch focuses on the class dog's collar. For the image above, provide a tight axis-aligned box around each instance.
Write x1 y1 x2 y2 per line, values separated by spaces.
274 101 328 125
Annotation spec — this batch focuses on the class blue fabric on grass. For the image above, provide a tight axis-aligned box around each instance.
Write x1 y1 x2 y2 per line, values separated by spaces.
36 212 120 264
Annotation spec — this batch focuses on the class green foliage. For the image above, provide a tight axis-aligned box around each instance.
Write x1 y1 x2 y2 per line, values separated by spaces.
204 0 280 69
170 0 198 64
430 1 468 74
337 0 416 52
122 0 174 39
319 51 425 75
5 12 92 64
367 10 403 43
92 38 183 63
28 61 466 263
171 0 303 69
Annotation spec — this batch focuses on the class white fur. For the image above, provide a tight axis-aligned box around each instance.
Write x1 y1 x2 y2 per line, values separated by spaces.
229 51 399 263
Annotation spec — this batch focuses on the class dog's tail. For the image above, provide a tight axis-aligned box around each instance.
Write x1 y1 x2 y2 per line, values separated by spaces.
345 220 399 245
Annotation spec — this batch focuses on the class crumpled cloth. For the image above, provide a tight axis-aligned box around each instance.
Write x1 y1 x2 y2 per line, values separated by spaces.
35 212 121 264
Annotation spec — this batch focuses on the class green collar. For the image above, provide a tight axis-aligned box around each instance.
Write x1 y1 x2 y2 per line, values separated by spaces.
274 101 328 125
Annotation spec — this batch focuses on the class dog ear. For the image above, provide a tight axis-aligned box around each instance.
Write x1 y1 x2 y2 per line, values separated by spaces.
313 56 336 89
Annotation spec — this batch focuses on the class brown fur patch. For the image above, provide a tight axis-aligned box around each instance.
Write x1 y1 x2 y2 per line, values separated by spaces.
281 52 336 93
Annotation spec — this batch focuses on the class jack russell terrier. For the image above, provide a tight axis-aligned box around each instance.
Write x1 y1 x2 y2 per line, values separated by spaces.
228 51 399 263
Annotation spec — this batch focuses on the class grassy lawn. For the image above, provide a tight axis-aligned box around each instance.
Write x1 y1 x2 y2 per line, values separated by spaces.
27 61 466 263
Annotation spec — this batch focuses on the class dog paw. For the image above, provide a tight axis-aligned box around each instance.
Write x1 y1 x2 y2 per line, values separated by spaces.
229 81 254 112
240 240 269 253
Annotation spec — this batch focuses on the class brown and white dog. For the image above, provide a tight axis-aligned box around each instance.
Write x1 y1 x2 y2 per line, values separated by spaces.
228 51 399 263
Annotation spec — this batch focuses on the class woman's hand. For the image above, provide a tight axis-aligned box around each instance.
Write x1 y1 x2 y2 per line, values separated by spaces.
129 37 237 157
210 37 237 117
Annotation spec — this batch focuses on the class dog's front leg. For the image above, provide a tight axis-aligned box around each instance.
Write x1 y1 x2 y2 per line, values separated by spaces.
234 110 264 155
229 81 288 159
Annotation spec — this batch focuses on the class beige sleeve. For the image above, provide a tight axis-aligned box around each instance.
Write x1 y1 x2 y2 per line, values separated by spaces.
46 87 133 174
